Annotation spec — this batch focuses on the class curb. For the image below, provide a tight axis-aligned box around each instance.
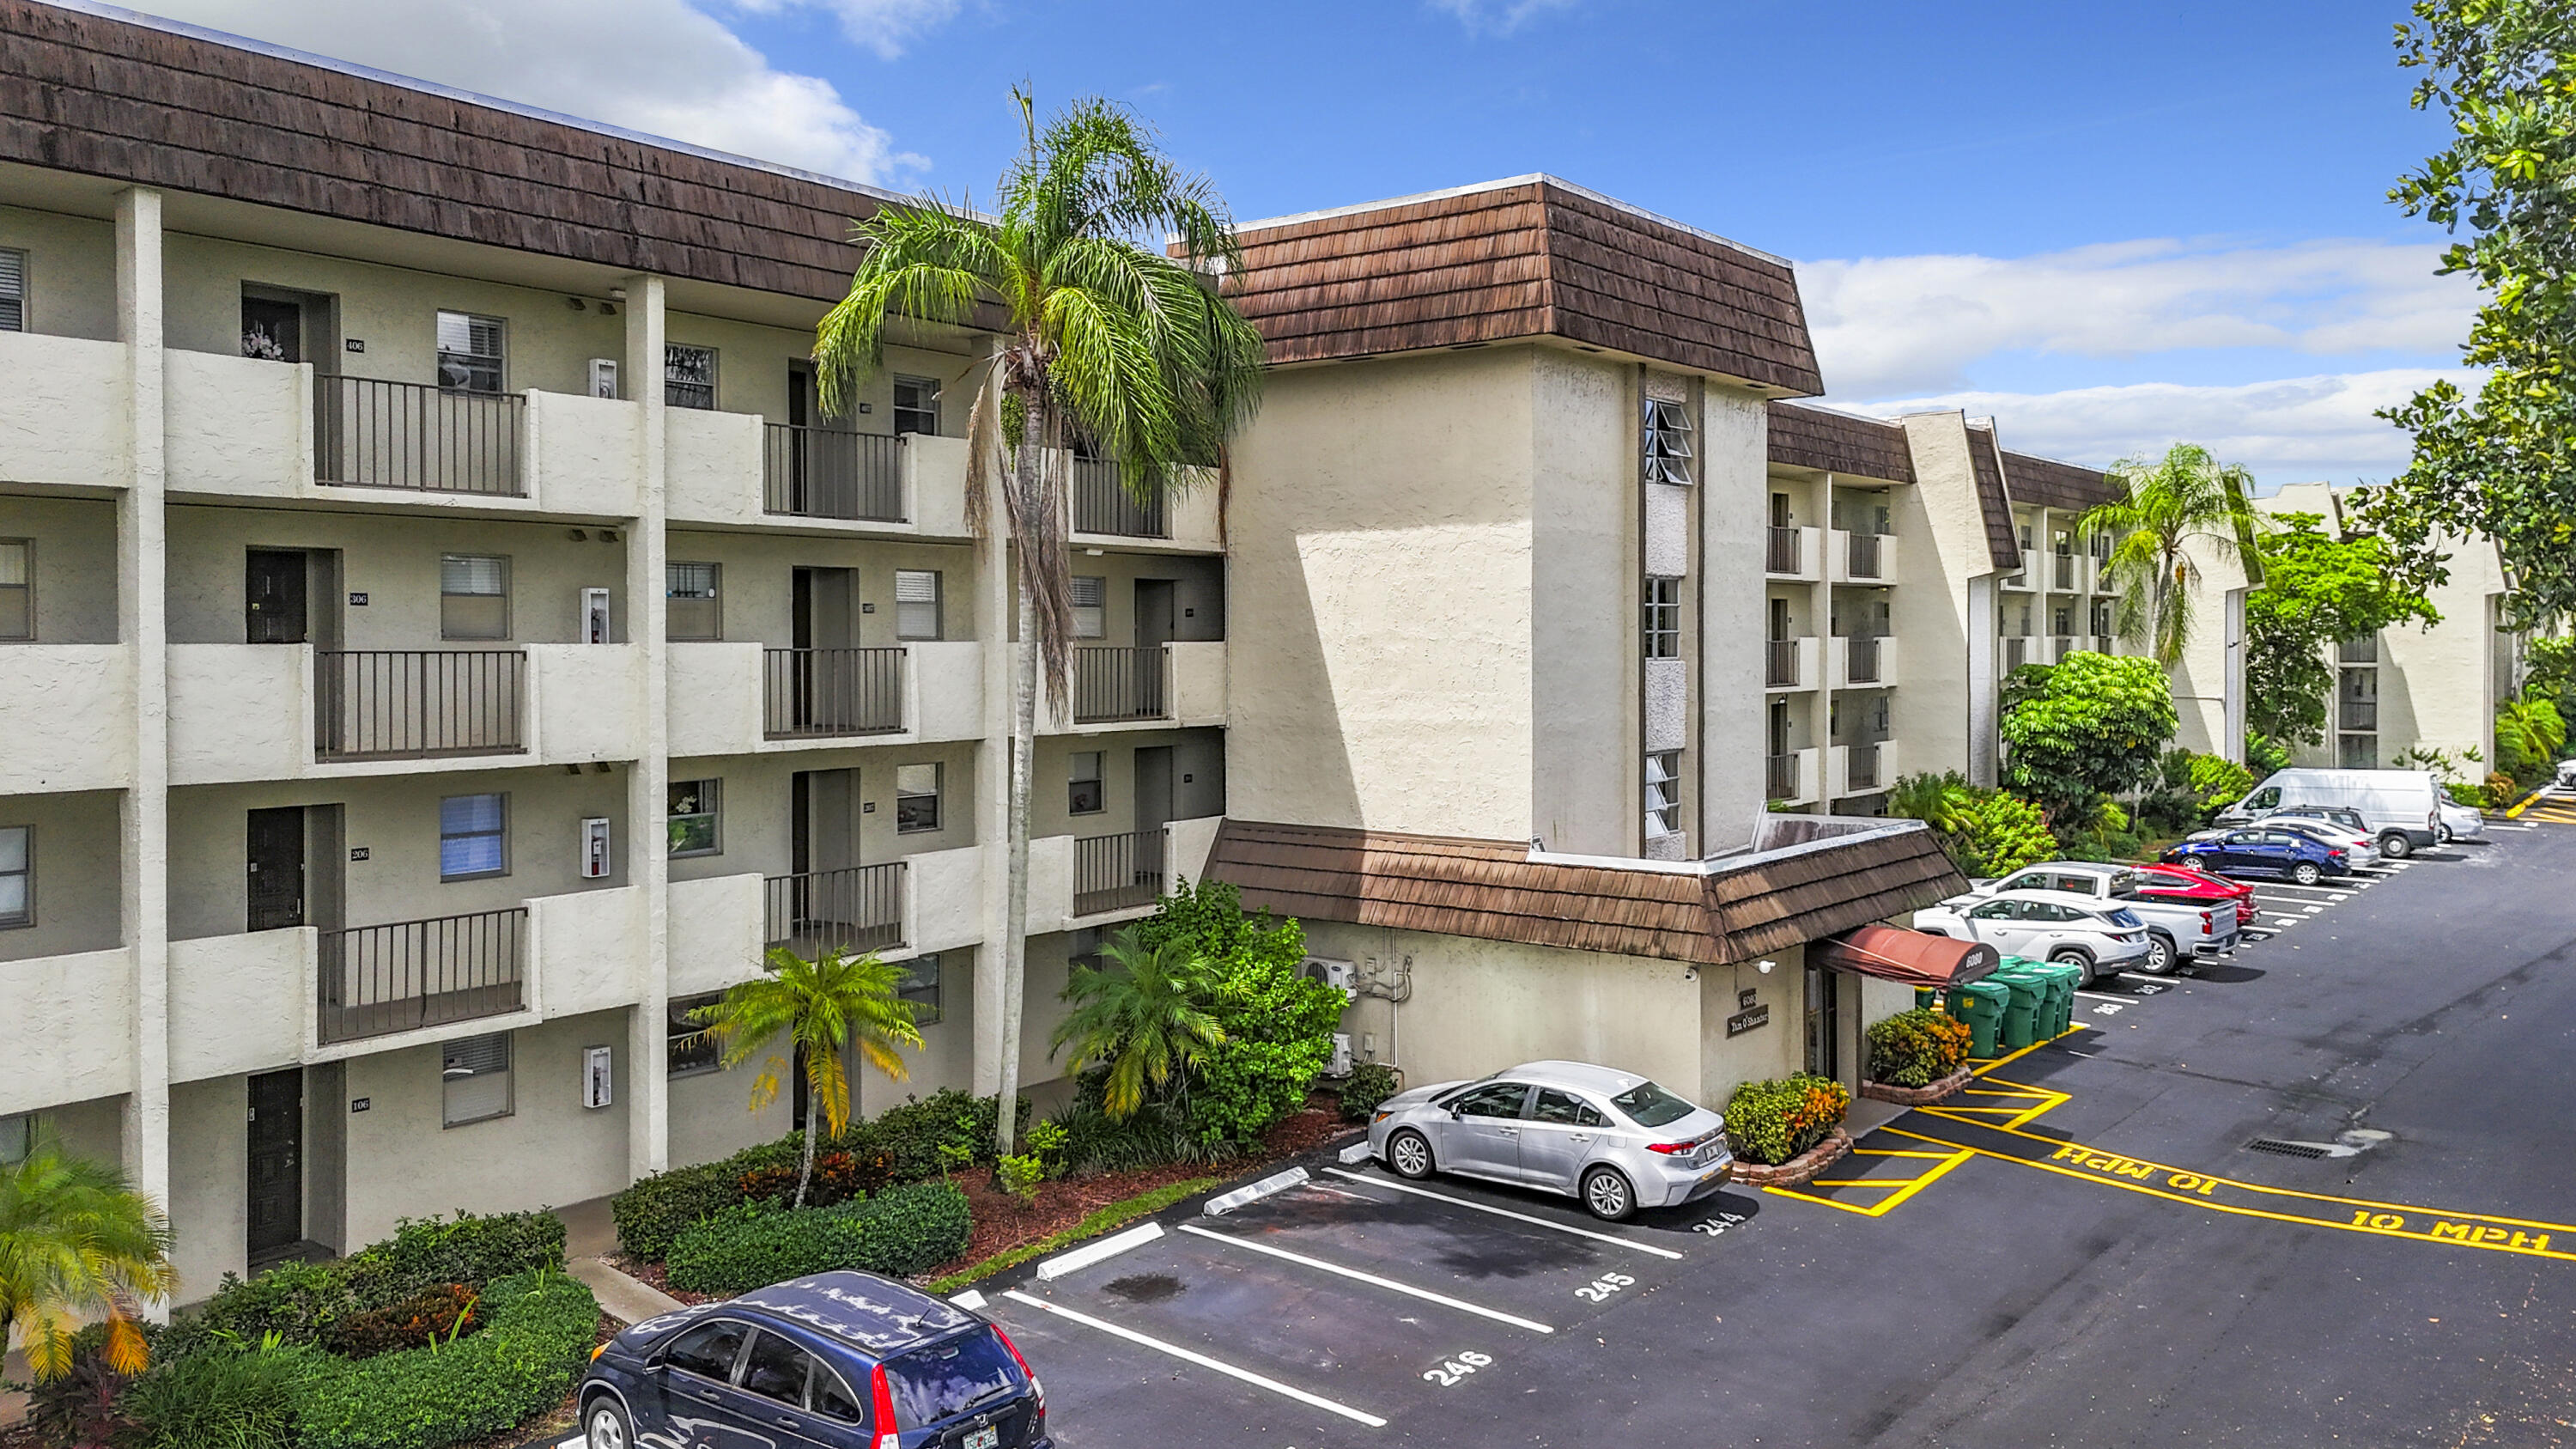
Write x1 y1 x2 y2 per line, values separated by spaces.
1730 1126 1854 1188
1859 1065 1977 1107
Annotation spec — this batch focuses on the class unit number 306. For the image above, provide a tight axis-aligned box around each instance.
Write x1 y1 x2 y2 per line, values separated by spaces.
1575 1272 1637 1302
1423 1351 1494 1387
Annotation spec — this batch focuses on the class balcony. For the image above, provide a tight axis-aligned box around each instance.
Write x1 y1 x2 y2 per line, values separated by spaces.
1764 636 1819 693
1072 457 1163 539
2001 560 2036 593
1834 529 1897 583
1 947 133 1117
1071 828 1168 916
762 647 906 740
0 332 127 488
316 905 526 1046
2050 635 2078 662
1830 635 1897 689
667 411 971 537
317 648 526 761
1765 747 1822 807
2002 636 2032 671
762 424 904 523
0 645 135 794
1764 526 1822 581
1831 740 1899 797
2093 634 2117 655
314 377 521 496
2050 553 2078 593
764 861 906 959
1042 642 1226 733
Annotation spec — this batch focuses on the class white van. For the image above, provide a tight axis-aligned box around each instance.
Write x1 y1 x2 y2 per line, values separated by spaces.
2216 769 2443 858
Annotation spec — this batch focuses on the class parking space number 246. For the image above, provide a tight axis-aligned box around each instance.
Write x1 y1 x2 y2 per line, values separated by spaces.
1424 1351 1494 1387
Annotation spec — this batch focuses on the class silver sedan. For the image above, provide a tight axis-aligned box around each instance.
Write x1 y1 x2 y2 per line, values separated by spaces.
1366 1059 1732 1221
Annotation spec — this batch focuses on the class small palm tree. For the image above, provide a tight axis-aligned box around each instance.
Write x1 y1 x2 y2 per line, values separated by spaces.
0 1138 176 1380
2078 441 2266 667
1051 928 1226 1119
814 90 1265 1155
692 946 926 1208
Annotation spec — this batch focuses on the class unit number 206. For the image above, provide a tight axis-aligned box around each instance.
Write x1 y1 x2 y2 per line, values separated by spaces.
1574 1272 1637 1302
1423 1351 1494 1387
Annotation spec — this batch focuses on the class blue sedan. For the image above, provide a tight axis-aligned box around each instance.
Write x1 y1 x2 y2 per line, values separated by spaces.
577 1270 1050 1449
2165 826 2352 886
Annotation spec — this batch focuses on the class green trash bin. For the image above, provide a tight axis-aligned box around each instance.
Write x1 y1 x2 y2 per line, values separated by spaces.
1988 967 2046 1050
2027 959 2083 1037
1942 980 2009 1058
1914 987 1938 1012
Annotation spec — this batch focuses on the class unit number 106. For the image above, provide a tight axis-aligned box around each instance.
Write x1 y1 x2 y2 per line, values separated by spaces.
1423 1351 1494 1387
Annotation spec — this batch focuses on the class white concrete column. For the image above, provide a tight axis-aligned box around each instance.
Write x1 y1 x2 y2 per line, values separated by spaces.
114 187 172 1257
971 376 1012 1095
622 276 671 1178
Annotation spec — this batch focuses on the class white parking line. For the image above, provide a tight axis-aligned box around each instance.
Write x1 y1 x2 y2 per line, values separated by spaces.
1323 1168 1686 1260
1176 1224 1555 1333
999 1290 1388 1428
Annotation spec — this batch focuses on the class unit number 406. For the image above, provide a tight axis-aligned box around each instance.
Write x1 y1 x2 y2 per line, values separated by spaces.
1423 1351 1494 1387
1575 1272 1637 1302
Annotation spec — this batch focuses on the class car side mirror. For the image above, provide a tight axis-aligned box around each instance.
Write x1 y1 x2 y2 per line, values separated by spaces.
1448 1105 1465 1119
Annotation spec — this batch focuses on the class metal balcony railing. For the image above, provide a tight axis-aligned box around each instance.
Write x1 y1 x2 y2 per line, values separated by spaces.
2093 635 2115 655
763 862 906 959
1074 646 1167 723
1765 752 1800 801
2003 637 2030 670
1072 457 1165 538
314 649 526 761
314 377 524 495
2050 635 2076 662
1765 639 1799 688
1846 742 1880 792
762 425 905 522
1073 830 1166 916
1844 635 1882 685
317 906 526 1044
2053 554 2075 590
762 648 905 739
1847 531 1883 580
1765 526 1801 575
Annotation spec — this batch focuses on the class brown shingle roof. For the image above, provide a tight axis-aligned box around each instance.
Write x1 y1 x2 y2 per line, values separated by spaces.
1205 819 1965 967
1965 426 2023 570
2003 450 2119 514
1767 401 1916 483
1226 178 1823 394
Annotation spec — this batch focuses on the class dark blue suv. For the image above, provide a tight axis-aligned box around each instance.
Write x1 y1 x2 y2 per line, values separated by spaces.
575 1270 1050 1449
2166 826 2351 886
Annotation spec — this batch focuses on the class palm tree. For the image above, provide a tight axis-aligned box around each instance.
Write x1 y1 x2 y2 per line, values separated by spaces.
0 1138 176 1380
2078 441 2266 667
1050 928 1226 1119
691 945 926 1207
813 91 1265 1154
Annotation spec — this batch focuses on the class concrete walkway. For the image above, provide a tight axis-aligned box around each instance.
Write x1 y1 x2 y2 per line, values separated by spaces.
555 1193 683 1324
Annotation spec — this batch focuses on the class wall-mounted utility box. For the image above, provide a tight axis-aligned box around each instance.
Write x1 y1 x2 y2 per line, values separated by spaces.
581 588 612 644
580 817 612 879
582 1046 612 1109
587 358 618 399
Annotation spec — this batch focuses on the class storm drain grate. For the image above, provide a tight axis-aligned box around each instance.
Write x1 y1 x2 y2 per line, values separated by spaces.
2244 1138 2332 1160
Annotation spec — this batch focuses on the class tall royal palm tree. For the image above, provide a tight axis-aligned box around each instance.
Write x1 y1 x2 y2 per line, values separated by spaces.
0 1139 175 1380
1050 928 1226 1119
692 945 926 1207
814 92 1266 1154
2078 441 2266 668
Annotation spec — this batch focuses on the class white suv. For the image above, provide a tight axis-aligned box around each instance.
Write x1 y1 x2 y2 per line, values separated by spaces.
1913 890 2155 984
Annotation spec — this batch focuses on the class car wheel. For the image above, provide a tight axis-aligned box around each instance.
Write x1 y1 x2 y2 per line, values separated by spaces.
2178 854 2210 875
2048 947 2094 986
2142 932 2178 976
2291 861 2324 886
2437 825 2453 844
2379 831 2414 860
584 1397 633 1449
1581 1166 1637 1221
1386 1129 1435 1180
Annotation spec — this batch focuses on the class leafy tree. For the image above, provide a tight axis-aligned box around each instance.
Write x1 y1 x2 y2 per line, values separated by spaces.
1885 771 2057 877
1135 881 1343 1146
1050 928 1226 1120
2245 513 2440 748
2358 2 2576 624
2078 442 2265 667
0 1138 175 1380
692 946 925 1208
813 92 1265 1155
2522 634 2576 724
1998 653 2180 820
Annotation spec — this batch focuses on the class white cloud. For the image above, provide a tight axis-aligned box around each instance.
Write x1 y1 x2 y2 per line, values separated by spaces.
1848 368 2473 489
137 0 927 184
729 0 961 61
1425 0 1583 34
1799 239 2479 399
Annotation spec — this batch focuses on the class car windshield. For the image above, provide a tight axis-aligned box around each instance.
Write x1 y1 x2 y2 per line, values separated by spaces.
1609 1081 1697 1128
883 1329 1020 1427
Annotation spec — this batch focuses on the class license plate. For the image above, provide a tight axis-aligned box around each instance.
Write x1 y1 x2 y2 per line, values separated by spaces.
964 1428 1000 1449
1692 1144 1716 1166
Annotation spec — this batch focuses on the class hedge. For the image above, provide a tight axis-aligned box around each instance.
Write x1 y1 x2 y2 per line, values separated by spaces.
1866 1008 1974 1089
165 1210 562 1361
118 1341 318 1449
665 1181 973 1294
291 1269 599 1449
1724 1074 1851 1166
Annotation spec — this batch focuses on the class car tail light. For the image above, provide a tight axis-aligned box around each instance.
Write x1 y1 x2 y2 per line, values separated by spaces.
1645 1140 1694 1155
995 1325 1045 1414
2329 848 2346 860
2200 910 2214 935
870 1363 901 1449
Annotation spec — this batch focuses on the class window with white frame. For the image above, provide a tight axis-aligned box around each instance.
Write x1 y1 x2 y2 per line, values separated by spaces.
667 995 720 1076
666 561 720 642
0 249 22 332
1643 576 1680 659
665 344 717 410
1642 397 1694 484
0 825 27 928
897 953 943 1025
668 779 721 856
440 554 510 640
895 569 942 641
440 1032 513 1127
439 794 507 880
893 376 941 436
896 763 941 833
1071 575 1106 640
434 311 505 393
0 539 29 640
1068 752 1104 814
1643 752 1683 840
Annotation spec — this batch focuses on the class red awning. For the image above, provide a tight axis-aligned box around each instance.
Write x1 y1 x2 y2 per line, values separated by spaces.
1810 923 1999 990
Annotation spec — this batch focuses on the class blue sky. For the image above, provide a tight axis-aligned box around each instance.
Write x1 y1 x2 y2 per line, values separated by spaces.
143 0 2476 488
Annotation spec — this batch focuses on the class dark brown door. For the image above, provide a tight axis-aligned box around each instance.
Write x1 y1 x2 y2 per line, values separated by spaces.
246 1069 303 1260
246 807 306 931
245 550 307 644
1804 964 1841 1081
240 295 303 364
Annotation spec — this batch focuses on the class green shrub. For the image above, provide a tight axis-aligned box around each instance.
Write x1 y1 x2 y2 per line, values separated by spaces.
165 1258 355 1357
118 1342 317 1449
292 1269 598 1449
858 1089 1020 1180
339 1211 562 1311
665 1182 974 1294
1723 1074 1850 1166
1127 879 1345 1146
1866 1009 1974 1088
855 1180 975 1275
611 1158 744 1261
997 1154 1045 1202
738 1148 893 1209
1054 1087 1236 1174
1951 791 2057 876
1339 1062 1400 1122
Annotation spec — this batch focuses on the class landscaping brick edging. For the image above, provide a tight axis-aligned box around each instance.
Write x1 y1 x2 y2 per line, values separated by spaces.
1726 1126 1852 1188
1858 1065 1977 1107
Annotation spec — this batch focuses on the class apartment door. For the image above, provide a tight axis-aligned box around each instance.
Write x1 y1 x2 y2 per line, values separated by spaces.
1768 597 1790 642
1133 580 1176 648
1803 963 1841 1081
1771 492 1792 528
240 295 303 364
246 1069 303 1262
790 567 856 730
246 807 307 931
1133 746 1173 889
790 768 859 877
1769 700 1791 757
246 549 308 644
